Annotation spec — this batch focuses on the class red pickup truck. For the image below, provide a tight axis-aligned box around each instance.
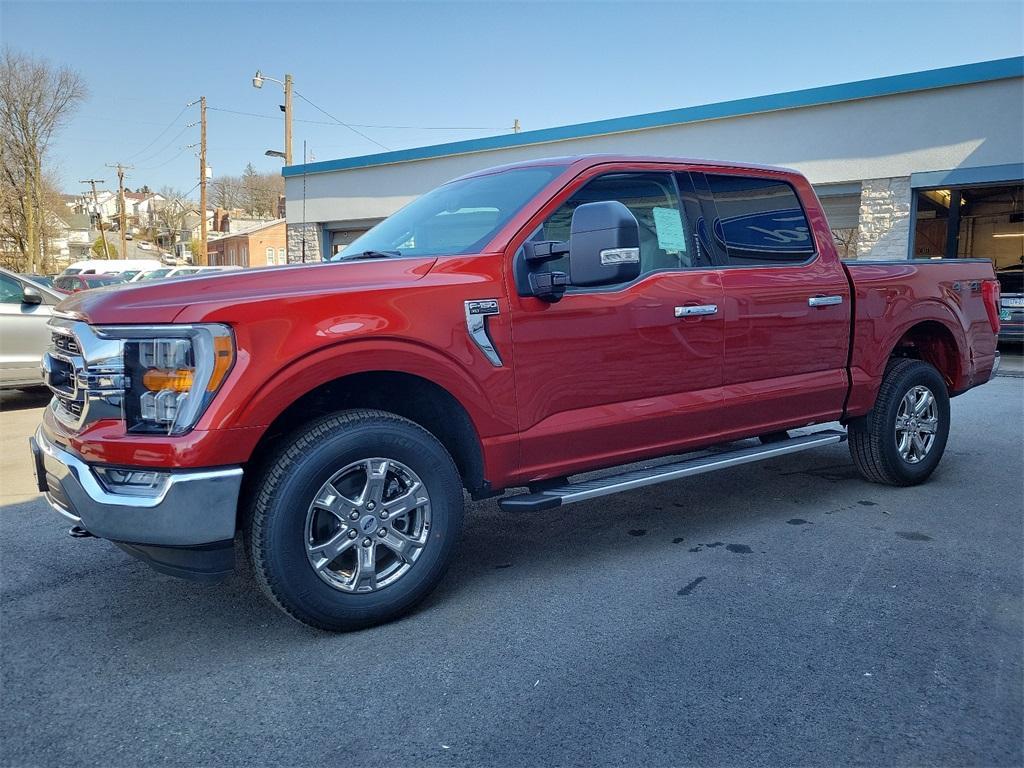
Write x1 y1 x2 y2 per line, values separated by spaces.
31 155 1001 630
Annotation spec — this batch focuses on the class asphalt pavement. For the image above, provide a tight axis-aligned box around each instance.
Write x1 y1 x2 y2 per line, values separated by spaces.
1 378 1022 767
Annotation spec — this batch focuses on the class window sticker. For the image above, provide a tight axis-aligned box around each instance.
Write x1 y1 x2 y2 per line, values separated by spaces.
653 206 687 253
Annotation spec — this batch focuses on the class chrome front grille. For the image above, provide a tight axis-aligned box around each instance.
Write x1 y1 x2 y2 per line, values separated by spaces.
52 332 81 355
43 318 125 430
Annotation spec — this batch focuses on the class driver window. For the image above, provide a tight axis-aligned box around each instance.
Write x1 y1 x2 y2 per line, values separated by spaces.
0 274 23 304
538 172 696 278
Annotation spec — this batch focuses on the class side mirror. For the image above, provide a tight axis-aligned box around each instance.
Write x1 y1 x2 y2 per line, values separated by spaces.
22 285 43 305
569 201 641 287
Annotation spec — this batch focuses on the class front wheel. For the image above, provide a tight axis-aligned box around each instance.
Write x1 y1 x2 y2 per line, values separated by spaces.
244 409 464 631
848 358 950 486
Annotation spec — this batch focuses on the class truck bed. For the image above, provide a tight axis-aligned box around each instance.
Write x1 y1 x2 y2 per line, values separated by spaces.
843 258 999 416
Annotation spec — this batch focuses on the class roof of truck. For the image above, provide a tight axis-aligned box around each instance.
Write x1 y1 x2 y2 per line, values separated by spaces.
453 154 799 181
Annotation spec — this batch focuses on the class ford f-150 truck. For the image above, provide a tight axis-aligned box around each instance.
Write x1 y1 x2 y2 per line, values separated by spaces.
30 155 1002 631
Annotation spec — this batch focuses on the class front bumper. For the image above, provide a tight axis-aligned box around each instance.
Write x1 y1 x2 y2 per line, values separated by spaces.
30 425 242 547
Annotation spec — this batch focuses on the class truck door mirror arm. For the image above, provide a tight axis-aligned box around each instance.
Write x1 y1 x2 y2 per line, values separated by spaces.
523 240 570 302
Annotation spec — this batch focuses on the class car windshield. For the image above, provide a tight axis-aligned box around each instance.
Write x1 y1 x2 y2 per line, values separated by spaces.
141 269 171 280
997 267 1023 294
64 268 81 275
333 166 563 261
85 276 123 287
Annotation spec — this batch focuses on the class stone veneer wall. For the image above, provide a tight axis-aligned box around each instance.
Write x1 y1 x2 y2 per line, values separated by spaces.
286 224 321 263
855 176 912 260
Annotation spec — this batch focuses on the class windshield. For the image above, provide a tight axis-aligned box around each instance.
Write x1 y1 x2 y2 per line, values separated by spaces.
333 166 563 260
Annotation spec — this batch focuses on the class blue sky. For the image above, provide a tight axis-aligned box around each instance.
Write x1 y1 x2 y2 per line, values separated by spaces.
2 0 1022 197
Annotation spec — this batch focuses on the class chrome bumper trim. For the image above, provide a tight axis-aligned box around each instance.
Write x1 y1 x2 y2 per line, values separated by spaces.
992 352 1001 376
30 426 242 546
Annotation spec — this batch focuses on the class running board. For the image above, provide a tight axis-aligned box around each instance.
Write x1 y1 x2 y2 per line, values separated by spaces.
499 430 846 512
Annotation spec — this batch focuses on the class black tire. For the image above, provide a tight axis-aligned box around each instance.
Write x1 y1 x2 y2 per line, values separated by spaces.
848 358 950 486
244 409 464 631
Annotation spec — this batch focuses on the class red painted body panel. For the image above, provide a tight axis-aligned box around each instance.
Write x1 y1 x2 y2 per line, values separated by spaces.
843 260 998 414
42 155 998 492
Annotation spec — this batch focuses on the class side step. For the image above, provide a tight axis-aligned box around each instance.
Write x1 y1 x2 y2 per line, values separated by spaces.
499 429 846 512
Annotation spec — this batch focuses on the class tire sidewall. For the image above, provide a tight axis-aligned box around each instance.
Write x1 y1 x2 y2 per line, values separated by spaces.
255 416 462 629
878 362 950 483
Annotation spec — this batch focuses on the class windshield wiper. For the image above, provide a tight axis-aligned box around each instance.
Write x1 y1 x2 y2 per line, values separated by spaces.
340 249 402 261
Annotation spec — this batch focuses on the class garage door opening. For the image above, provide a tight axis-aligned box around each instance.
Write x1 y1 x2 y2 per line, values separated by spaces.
912 182 1023 267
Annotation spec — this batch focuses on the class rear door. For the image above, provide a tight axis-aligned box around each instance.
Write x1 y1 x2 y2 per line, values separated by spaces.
695 171 851 433
508 167 725 480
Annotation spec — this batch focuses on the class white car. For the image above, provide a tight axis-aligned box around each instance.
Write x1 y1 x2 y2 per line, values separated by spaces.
136 242 154 251
131 265 242 282
63 259 161 276
0 267 62 390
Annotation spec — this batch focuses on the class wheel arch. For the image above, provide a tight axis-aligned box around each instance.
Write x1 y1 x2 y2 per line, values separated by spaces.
244 370 488 499
887 318 963 393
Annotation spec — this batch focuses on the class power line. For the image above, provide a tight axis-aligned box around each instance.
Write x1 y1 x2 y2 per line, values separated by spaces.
132 123 195 165
293 90 390 151
207 105 507 131
134 145 191 171
124 105 190 161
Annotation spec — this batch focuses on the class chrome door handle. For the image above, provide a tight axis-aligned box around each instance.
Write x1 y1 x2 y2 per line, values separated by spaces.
675 304 718 317
808 295 843 307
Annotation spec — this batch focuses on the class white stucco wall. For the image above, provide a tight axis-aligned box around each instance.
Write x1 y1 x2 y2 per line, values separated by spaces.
285 77 1023 230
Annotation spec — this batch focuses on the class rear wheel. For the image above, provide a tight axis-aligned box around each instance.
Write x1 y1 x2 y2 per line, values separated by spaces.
244 409 464 631
848 358 950 486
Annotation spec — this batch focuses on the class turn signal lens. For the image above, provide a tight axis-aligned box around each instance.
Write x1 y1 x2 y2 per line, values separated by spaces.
143 368 195 392
208 335 234 391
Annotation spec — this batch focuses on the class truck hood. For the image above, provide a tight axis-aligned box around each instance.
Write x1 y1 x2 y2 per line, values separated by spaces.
56 257 439 325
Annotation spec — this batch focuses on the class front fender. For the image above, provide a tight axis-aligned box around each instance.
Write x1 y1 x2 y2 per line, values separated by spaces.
230 337 515 439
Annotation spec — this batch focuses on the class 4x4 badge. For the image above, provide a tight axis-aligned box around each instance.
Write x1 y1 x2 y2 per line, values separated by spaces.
464 300 502 367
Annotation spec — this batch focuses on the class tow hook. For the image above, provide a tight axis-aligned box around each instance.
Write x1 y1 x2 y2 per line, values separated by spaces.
68 525 94 539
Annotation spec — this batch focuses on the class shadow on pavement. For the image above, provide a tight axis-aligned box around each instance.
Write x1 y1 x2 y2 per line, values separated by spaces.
0 388 51 411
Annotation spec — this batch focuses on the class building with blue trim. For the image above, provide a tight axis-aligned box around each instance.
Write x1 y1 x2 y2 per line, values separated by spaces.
282 57 1023 266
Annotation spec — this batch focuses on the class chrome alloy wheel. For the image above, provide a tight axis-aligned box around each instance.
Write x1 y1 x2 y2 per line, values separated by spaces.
304 458 431 593
895 385 939 464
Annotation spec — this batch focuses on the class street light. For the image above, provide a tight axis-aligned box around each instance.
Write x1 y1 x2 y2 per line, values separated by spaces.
251 69 293 164
265 150 286 159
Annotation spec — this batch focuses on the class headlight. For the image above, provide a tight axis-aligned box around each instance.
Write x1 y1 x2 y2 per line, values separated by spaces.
95 324 235 435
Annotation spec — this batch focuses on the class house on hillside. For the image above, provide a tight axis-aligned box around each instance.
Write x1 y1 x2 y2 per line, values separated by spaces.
207 219 286 267
121 191 166 228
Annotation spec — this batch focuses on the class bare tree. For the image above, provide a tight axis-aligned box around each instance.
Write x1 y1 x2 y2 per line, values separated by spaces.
0 48 86 272
211 166 283 218
154 186 194 250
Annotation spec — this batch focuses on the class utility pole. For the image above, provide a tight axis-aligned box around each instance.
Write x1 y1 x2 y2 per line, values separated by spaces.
283 74 294 165
199 95 208 266
107 163 133 258
512 119 521 134
80 178 110 259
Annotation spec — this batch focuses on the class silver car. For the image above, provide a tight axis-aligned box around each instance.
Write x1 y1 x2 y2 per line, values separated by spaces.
0 267 62 390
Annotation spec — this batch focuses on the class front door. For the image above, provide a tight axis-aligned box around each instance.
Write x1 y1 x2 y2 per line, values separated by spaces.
508 168 725 482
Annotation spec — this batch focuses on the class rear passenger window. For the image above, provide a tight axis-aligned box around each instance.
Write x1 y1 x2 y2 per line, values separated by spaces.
705 174 815 265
